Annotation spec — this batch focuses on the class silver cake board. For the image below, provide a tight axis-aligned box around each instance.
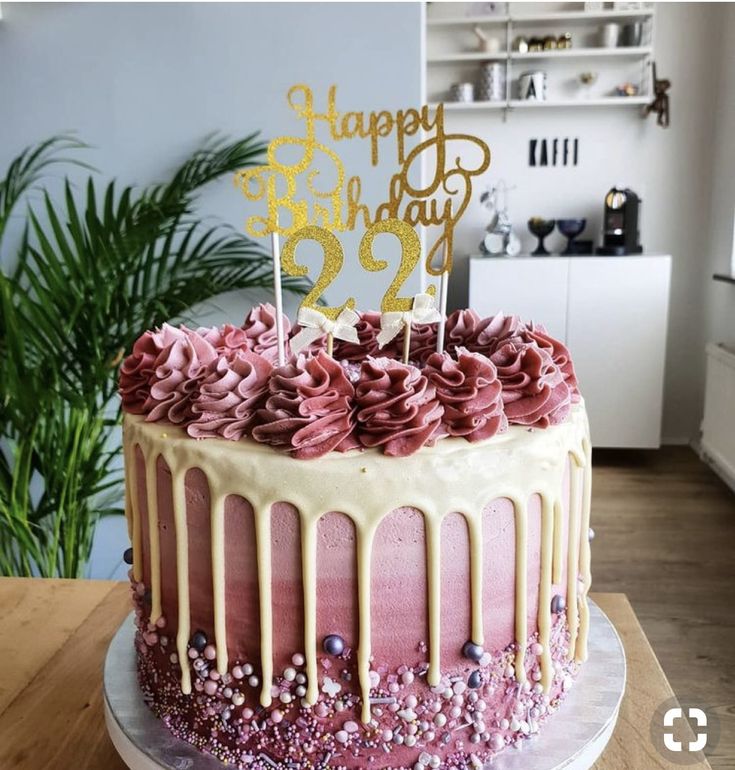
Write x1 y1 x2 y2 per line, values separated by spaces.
104 601 626 770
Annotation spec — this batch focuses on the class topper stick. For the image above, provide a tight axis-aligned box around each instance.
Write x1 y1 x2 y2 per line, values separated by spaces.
436 270 449 353
326 333 334 357
435 211 452 353
271 227 286 367
402 319 412 364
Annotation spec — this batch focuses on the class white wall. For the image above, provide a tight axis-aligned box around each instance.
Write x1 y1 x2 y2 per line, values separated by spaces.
0 2 423 313
703 4 735 350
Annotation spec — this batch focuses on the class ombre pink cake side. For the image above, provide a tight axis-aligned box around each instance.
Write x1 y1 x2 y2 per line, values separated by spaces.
125 414 590 770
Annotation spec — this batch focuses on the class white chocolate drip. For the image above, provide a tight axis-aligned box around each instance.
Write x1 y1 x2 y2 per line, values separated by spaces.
537 494 554 691
576 437 593 662
144 450 162 623
172 472 192 695
566 459 581 661
212 495 228 675
124 404 590 722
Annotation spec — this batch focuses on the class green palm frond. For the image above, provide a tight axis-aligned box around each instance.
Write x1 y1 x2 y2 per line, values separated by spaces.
0 134 89 252
0 132 308 577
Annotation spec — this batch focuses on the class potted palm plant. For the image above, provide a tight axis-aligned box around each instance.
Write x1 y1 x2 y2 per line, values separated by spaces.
0 134 308 578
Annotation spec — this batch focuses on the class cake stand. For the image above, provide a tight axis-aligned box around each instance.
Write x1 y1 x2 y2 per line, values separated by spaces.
104 601 626 770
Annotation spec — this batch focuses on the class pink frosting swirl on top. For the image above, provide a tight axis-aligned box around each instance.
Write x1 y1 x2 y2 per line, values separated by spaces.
355 358 443 457
142 327 218 424
525 322 581 402
444 308 482 355
187 351 272 441
333 311 382 363
424 349 507 441
382 322 439 367
468 312 525 357
251 351 357 459
119 324 188 414
242 303 291 363
491 340 571 428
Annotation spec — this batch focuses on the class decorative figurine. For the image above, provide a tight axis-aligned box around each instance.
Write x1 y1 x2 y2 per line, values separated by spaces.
645 62 671 128
479 181 521 258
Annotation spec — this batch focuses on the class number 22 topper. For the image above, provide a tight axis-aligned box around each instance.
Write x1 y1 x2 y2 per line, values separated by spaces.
281 225 360 356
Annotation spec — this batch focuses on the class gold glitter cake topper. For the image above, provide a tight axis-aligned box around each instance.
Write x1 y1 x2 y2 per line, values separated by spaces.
235 84 490 359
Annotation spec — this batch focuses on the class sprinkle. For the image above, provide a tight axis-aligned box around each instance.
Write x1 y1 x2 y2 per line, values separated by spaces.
258 753 277 768
323 635 345 656
321 676 341 698
370 696 396 705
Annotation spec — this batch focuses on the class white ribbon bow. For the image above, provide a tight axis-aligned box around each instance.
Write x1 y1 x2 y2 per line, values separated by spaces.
290 305 360 354
377 292 442 348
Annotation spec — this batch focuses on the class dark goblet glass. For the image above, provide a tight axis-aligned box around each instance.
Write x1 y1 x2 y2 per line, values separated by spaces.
557 218 587 255
528 218 556 256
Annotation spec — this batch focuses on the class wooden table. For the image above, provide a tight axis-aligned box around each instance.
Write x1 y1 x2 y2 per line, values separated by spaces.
0 580 713 769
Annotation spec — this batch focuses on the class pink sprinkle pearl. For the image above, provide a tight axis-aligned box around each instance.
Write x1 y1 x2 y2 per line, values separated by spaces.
204 680 218 696
204 645 217 660
271 709 284 724
232 666 244 679
531 643 544 656
315 703 328 718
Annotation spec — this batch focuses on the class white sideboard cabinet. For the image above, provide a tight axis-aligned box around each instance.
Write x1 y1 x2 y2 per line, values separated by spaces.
468 255 671 448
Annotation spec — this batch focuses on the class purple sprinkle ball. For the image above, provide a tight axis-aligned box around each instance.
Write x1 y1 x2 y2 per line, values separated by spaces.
190 630 208 653
551 594 566 614
322 634 345 656
462 641 484 662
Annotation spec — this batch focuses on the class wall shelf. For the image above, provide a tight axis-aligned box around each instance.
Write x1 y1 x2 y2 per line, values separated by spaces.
423 2 655 111
431 95 649 111
429 46 652 64
508 95 650 107
510 45 652 60
430 101 507 110
427 9 653 26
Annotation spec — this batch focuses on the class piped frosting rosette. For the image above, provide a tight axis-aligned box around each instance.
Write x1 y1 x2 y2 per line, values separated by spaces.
120 305 580 457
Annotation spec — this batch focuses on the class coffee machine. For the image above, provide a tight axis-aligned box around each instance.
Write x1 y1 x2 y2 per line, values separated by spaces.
597 187 643 255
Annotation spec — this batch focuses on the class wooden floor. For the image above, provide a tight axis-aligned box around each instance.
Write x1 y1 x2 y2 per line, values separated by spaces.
591 446 735 769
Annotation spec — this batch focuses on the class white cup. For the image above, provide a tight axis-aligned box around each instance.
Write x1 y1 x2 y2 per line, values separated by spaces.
600 23 620 47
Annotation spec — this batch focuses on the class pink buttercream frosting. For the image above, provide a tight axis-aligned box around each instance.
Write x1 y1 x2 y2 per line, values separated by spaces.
382 322 438 367
424 349 507 441
119 324 188 414
242 303 291 363
120 307 582 455
186 351 272 441
333 311 382 362
444 308 482 355
251 351 357 459
355 358 443 457
142 326 218 425
491 340 572 428
525 322 581 402
469 312 525 356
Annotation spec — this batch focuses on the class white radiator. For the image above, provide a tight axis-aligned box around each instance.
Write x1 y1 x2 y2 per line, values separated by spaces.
701 342 735 491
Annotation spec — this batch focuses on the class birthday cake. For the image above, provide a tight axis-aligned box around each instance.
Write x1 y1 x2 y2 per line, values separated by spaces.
120 304 593 770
